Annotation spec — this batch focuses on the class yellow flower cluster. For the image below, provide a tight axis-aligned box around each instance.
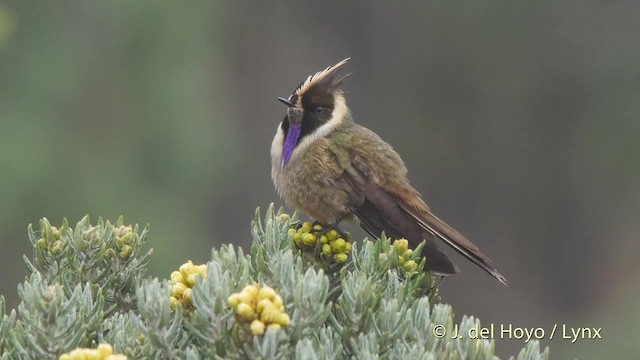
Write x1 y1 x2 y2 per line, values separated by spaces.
113 225 134 260
393 239 418 273
36 226 64 255
228 284 290 336
289 222 352 263
59 344 126 360
169 260 208 310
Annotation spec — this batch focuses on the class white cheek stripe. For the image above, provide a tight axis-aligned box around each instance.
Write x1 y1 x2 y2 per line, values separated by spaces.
289 95 347 163
271 123 285 169
271 94 348 170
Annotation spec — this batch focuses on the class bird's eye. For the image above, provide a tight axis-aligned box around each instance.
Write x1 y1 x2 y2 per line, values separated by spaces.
313 107 324 114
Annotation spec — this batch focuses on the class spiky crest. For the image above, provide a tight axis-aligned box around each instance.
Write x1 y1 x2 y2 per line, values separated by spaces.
289 58 351 106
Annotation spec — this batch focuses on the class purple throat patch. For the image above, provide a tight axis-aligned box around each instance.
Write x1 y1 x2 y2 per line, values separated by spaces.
281 123 302 169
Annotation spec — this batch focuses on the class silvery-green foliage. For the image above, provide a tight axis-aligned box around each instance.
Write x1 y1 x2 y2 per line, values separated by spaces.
9 273 103 360
25 216 152 316
102 312 149 359
129 279 187 359
0 206 549 359
512 341 550 360
0 296 17 357
293 327 342 360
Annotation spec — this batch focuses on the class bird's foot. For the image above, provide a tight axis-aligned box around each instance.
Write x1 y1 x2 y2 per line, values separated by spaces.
316 222 350 241
294 220 350 241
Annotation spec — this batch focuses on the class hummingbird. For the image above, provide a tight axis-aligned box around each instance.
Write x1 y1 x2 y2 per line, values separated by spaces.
271 58 506 285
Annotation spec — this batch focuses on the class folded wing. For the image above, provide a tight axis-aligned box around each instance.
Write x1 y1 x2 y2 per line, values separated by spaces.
342 163 507 285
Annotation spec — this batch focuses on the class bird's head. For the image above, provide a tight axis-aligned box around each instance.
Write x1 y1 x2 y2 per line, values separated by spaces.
277 58 351 168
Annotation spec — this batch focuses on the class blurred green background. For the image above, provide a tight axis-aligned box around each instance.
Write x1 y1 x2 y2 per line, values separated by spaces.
1 1 638 358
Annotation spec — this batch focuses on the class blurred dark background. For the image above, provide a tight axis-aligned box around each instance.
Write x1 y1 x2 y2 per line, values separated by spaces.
1 1 638 358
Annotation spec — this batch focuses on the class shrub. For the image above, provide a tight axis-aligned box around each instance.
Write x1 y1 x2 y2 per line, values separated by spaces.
0 205 549 360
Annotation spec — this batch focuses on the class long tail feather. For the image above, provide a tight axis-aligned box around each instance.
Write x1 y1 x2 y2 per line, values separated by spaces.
402 205 508 286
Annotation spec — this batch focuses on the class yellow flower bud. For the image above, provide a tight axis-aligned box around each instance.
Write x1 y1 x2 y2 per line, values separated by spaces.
267 323 282 331
37 238 48 250
170 271 184 284
227 293 242 307
260 307 279 323
335 253 348 263
242 283 259 298
322 244 332 256
196 264 208 276
301 233 316 246
97 344 113 357
52 226 61 240
186 273 199 287
257 286 277 301
182 288 192 304
319 235 328 244
332 238 346 253
256 298 270 314
60 355 72 360
394 239 409 253
398 257 405 265
344 242 352 253
238 291 254 305
236 303 256 320
275 312 291 326
84 349 101 360
402 249 414 259
312 224 323 231
179 261 196 277
403 260 418 273
325 229 338 241
300 221 313 233
169 297 179 309
119 245 132 260
288 228 296 237
250 319 265 335
51 240 64 254
272 295 284 309
172 282 187 297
